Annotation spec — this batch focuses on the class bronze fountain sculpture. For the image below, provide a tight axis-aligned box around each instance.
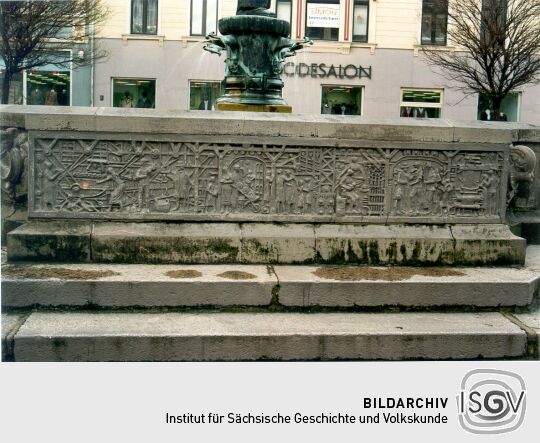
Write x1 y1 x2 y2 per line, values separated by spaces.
204 0 312 112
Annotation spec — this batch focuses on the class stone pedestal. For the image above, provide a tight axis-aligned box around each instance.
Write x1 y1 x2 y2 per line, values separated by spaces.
216 103 292 113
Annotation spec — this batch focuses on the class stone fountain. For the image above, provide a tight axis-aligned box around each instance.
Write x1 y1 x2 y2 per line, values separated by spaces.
204 0 311 112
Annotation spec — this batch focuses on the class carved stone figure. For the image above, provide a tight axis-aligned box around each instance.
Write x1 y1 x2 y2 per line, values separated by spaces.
1 128 28 204
508 145 537 210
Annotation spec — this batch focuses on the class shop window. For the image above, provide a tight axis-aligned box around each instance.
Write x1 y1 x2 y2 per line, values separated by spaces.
400 88 443 118
352 0 369 42
321 85 363 115
276 0 292 23
481 0 507 46
421 0 447 45
0 69 23 104
27 70 71 106
477 92 519 122
191 0 218 36
306 0 340 41
112 78 156 108
131 0 158 35
189 80 223 110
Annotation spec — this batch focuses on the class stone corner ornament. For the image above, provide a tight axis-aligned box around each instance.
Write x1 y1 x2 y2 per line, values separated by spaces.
1 127 28 204
508 144 537 210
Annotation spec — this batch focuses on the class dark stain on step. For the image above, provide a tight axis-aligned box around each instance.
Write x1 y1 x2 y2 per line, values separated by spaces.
217 271 257 280
3 266 119 280
166 269 203 278
312 266 465 281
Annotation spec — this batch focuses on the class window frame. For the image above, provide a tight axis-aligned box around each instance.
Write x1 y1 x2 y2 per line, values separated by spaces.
420 0 448 46
190 0 219 37
111 77 157 108
275 0 293 23
188 79 224 110
352 0 369 43
305 0 341 42
400 88 444 118
131 0 159 35
320 84 364 116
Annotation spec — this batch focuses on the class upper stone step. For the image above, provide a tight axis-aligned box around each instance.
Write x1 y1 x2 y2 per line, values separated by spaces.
2 246 538 309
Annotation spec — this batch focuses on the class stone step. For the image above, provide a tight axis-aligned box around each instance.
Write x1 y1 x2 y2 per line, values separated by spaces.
2 246 539 309
3 311 529 361
7 221 526 265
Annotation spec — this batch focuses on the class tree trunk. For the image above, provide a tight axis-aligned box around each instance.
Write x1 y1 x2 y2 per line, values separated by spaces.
1 70 12 104
491 95 503 121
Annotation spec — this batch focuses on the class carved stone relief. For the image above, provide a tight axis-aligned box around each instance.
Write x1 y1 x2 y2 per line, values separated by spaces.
1 128 28 204
29 133 508 223
508 145 537 210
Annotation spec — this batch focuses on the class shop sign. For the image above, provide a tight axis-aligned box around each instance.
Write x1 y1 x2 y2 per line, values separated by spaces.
307 3 340 28
283 62 372 79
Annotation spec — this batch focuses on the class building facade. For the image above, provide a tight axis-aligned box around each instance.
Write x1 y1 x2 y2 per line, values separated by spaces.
48 1 540 123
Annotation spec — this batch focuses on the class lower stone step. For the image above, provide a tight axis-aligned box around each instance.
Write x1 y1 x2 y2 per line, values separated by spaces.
5 312 528 361
2 246 539 308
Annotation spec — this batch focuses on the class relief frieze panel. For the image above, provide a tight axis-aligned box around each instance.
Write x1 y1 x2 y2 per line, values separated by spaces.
28 133 508 223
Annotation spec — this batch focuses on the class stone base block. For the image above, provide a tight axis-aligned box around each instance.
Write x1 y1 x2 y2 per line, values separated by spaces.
452 224 526 265
241 223 316 263
315 224 455 265
216 103 292 113
92 222 241 264
7 221 91 262
6 221 526 265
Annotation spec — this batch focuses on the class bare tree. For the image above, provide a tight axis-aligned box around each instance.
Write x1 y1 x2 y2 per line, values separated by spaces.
423 0 540 120
0 0 109 104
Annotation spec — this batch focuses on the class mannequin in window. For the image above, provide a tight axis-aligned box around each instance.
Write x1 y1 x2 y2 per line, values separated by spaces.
31 88 44 105
322 102 331 114
414 107 426 118
480 109 492 121
120 91 133 108
198 95 213 110
58 88 68 106
137 90 153 108
340 104 346 115
45 87 58 106
401 107 413 117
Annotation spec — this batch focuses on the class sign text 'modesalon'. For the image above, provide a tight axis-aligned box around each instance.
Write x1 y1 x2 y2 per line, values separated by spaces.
283 62 372 79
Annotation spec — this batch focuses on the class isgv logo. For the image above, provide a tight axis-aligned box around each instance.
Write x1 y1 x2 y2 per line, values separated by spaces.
457 369 526 434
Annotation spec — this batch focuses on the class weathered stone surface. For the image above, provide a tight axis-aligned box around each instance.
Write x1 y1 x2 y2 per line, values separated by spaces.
2 313 21 339
241 223 315 263
3 259 537 309
2 264 276 308
12 312 526 361
92 222 241 264
275 261 539 308
515 309 540 358
7 221 91 262
452 224 526 265
8 221 527 265
2 313 24 361
451 120 513 144
315 224 455 264
28 130 508 224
